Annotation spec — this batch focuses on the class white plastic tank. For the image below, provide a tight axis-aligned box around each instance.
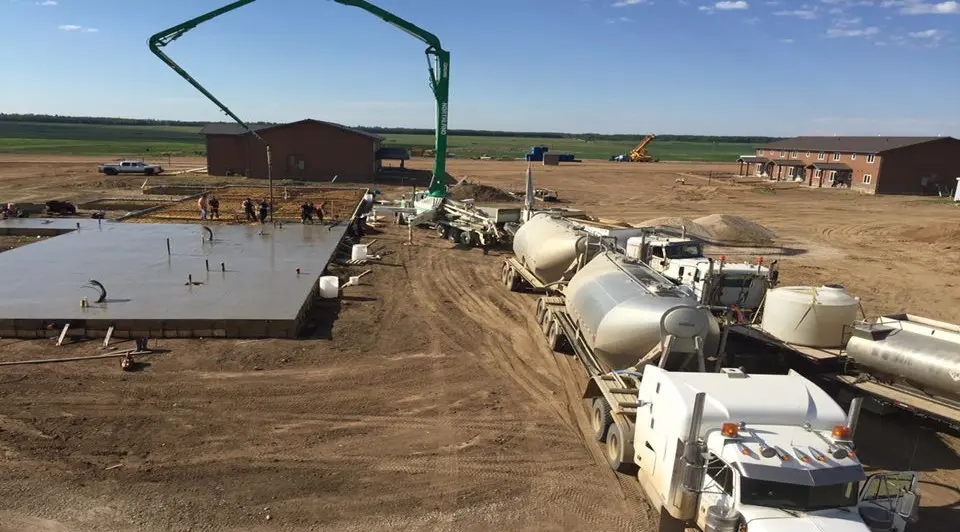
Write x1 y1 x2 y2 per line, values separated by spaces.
760 285 859 347
351 244 368 261
512 213 588 285
318 276 340 298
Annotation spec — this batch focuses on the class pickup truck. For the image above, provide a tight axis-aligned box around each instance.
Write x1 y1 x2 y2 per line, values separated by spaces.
97 160 164 176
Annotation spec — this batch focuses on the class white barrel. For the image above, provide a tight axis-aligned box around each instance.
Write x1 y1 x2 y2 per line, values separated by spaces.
318 276 340 298
351 244 368 261
760 285 859 347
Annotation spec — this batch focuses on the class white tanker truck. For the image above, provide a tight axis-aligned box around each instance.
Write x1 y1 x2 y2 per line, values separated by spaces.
499 213 923 532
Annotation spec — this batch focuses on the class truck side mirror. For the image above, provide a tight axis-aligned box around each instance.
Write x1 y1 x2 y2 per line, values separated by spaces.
693 270 701 283
896 492 920 523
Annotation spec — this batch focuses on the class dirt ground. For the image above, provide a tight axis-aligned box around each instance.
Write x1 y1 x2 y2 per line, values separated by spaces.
0 155 957 531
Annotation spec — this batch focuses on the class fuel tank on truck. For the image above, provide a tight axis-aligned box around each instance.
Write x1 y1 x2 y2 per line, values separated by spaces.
564 251 721 371
512 213 589 285
846 314 960 402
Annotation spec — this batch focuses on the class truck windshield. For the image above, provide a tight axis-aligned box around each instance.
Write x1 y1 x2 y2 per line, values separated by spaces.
665 244 702 259
740 478 860 512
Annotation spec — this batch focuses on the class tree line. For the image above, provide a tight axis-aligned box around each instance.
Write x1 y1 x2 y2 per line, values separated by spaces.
0 114 779 144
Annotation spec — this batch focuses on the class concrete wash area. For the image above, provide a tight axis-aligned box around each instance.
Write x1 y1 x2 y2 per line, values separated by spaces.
0 218 350 339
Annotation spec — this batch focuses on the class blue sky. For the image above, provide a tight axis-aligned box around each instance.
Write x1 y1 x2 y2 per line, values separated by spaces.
1 0 958 136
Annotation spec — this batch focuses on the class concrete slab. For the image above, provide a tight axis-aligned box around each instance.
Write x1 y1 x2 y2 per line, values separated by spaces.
0 218 349 339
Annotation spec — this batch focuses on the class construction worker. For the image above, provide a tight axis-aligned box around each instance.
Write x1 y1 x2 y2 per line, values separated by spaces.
300 202 314 224
198 193 209 220
258 199 269 224
242 198 255 221
208 196 220 219
315 202 326 223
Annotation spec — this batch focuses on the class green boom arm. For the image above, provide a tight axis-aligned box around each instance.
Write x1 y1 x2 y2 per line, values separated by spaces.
148 0 450 197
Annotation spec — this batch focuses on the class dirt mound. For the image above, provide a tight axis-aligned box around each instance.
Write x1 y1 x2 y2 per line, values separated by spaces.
694 214 777 246
901 222 960 244
636 217 712 239
448 181 519 203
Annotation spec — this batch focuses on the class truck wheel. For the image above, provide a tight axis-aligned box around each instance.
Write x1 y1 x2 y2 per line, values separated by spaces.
459 230 476 247
500 263 509 284
448 228 460 243
591 398 613 442
105 168 117 176
436 225 446 237
605 422 635 473
536 298 548 330
546 320 562 351
144 169 154 176
506 269 520 292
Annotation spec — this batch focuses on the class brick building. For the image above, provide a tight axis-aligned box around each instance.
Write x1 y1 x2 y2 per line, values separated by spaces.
200 119 384 181
736 136 960 195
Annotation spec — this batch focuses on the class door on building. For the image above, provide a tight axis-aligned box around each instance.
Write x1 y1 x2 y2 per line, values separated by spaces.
287 155 305 178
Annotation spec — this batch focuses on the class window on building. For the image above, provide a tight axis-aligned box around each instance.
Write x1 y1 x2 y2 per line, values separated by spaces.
851 153 857 160
818 152 825 160
815 169 823 178
833 153 841 161
780 150 786 157
806 152 811 158
867 154 876 163
863 174 872 184
829 170 837 182
757 149 764 156
791 151 798 159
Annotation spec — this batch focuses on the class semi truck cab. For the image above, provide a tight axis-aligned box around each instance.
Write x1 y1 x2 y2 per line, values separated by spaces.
633 366 920 532
626 235 776 312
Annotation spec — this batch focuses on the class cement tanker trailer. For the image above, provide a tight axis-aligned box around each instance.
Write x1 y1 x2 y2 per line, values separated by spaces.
834 314 960 428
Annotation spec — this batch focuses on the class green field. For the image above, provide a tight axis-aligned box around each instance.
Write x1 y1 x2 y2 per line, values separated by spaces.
0 121 751 162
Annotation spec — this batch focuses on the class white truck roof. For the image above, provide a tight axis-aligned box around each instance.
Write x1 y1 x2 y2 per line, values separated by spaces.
641 366 849 437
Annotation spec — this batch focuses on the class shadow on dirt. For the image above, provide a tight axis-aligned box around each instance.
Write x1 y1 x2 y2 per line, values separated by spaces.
299 298 341 340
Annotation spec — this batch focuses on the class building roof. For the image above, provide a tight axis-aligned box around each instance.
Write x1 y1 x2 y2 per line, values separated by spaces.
760 136 951 154
807 162 852 171
200 119 385 141
737 155 768 163
771 159 805 167
376 146 411 160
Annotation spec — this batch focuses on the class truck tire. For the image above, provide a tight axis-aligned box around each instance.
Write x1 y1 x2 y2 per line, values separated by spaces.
500 262 509 284
437 224 446 237
535 298 548 331
591 398 613 442
459 230 476 247
505 268 520 292
144 169 154 176
546 320 562 351
605 422 635 473
105 168 118 176
448 228 460 243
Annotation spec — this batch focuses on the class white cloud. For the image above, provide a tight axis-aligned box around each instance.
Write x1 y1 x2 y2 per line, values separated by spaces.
37 0 57 5
700 0 749 12
774 9 819 18
606 16 633 22
901 1 960 14
612 0 646 6
834 16 863 25
908 28 946 45
745 16 761 22
780 38 796 42
826 25 879 36
57 24 97 33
